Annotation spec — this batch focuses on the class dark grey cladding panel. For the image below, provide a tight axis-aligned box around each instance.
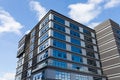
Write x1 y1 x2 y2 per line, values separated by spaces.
102 57 120 67
100 48 119 59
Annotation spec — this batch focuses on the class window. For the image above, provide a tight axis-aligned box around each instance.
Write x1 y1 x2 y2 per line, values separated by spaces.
70 23 79 31
54 15 65 24
55 71 70 80
38 40 49 52
75 74 91 80
72 55 83 63
53 40 66 49
39 32 49 43
37 50 48 62
85 43 93 49
53 49 66 59
52 60 67 68
33 72 44 80
28 60 32 68
30 37 35 44
27 69 31 77
40 17 49 29
30 44 34 52
15 75 21 80
53 31 66 40
88 68 98 74
28 52 33 60
17 58 24 67
72 64 85 71
70 30 80 37
53 23 65 32
86 51 95 58
39 24 49 36
71 38 81 45
84 36 92 42
87 59 96 66
93 77 102 80
83 29 91 36
71 46 82 54
30 29 35 38
16 66 23 74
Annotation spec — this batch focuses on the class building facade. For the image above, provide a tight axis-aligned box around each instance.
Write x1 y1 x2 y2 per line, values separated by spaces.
94 19 120 80
15 10 106 80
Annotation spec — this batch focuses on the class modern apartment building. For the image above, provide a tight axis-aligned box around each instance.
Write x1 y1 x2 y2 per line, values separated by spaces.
15 10 106 80
94 19 120 80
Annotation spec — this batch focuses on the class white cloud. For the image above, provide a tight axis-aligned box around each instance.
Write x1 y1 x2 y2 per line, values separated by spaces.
0 8 23 34
104 0 120 9
88 22 101 29
29 0 47 21
0 72 15 80
68 0 103 24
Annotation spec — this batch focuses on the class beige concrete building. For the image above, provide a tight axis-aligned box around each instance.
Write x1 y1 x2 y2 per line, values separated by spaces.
94 19 120 80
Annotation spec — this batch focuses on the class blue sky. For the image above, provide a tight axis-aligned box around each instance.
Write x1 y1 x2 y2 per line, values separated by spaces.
0 0 120 80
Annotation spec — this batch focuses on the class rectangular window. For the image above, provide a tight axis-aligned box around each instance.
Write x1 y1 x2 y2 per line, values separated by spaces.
84 36 92 42
70 30 80 37
53 49 66 59
83 29 91 36
53 31 66 40
52 60 67 68
30 29 35 38
88 68 98 74
38 40 49 53
40 17 49 28
85 43 93 49
72 55 83 63
87 59 96 66
37 50 48 62
39 32 49 43
54 15 65 24
53 23 65 32
39 24 49 36
55 71 70 80
71 46 82 54
70 23 79 31
28 60 32 68
71 38 80 45
72 64 85 71
53 40 66 49
33 72 44 80
86 51 95 58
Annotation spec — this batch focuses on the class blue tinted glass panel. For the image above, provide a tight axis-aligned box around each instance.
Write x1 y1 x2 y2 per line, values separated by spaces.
53 49 66 59
40 33 49 43
71 38 80 45
53 23 65 32
83 29 91 36
53 40 66 49
70 30 80 37
70 23 79 31
53 31 65 40
52 60 67 68
72 55 83 63
40 24 49 36
54 16 65 24
71 46 82 54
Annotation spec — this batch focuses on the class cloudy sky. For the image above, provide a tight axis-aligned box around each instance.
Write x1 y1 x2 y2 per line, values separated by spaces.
0 0 120 80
